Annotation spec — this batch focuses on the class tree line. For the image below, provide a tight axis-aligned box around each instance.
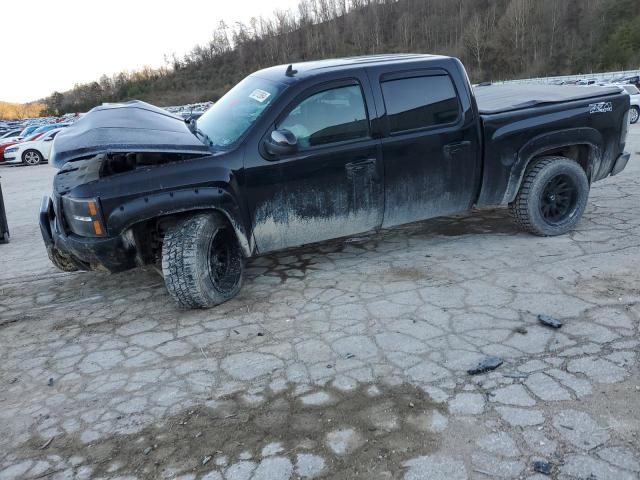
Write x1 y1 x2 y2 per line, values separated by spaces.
43 0 640 115
0 101 45 121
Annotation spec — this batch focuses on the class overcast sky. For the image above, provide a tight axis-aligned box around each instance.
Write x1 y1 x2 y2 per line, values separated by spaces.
0 0 301 103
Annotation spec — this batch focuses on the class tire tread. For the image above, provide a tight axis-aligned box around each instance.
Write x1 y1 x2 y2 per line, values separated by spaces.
509 156 588 236
161 213 243 309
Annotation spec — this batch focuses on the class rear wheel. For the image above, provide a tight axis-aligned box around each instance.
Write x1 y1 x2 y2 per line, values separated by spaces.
22 149 43 166
162 213 244 308
509 156 589 236
630 106 639 124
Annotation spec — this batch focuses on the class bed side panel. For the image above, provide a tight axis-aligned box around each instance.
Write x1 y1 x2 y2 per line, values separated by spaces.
477 93 628 207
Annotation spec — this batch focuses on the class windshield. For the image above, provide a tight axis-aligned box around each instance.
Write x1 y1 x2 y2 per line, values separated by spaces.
19 126 36 137
624 85 639 95
196 76 285 150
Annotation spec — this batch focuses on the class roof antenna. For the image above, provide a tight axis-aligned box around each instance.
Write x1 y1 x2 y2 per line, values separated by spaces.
285 64 298 77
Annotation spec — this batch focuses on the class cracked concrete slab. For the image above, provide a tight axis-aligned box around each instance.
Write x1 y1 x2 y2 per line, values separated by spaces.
0 125 639 479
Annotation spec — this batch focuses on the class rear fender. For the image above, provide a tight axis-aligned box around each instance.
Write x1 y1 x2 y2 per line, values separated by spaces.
106 187 252 257
504 127 602 204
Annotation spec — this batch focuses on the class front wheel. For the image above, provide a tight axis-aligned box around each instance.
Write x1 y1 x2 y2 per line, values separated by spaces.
22 149 43 166
509 156 589 236
162 213 244 308
630 106 639 124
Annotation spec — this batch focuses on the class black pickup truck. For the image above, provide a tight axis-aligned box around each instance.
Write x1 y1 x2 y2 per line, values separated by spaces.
40 54 632 308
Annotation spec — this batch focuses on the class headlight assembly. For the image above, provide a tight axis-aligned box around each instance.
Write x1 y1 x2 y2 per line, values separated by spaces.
61 196 105 237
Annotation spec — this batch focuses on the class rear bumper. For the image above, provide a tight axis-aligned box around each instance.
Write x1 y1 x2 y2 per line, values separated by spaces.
40 195 138 272
611 152 631 176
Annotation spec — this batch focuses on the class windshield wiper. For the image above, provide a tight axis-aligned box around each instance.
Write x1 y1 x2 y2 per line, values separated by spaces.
186 119 214 148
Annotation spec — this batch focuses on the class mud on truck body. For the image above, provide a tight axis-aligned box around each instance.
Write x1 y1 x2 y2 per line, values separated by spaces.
40 54 632 308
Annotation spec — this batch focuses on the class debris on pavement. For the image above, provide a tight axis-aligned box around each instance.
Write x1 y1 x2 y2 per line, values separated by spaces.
537 314 563 329
467 356 504 375
40 437 54 450
47 377 54 387
513 325 528 334
502 371 529 379
533 460 552 475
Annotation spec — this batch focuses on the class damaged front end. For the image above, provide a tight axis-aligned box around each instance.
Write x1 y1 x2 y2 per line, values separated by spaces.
41 100 215 273
50 100 211 168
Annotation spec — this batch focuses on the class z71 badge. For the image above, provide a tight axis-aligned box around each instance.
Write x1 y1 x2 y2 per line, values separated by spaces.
589 102 613 114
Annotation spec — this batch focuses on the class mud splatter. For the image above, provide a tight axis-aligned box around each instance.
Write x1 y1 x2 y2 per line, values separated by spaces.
17 383 444 479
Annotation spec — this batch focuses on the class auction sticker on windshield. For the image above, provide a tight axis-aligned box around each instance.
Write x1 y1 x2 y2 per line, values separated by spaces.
249 89 271 102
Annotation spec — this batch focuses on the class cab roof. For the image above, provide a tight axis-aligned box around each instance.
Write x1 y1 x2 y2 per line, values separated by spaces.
251 54 448 84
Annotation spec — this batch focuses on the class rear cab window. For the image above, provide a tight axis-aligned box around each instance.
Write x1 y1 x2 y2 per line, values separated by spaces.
380 74 460 134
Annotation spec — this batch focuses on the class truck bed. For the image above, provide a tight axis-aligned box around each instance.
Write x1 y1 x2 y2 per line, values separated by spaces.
474 84 622 114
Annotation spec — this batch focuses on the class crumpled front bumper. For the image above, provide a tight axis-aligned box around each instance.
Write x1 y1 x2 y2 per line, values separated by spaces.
39 195 138 273
610 152 631 176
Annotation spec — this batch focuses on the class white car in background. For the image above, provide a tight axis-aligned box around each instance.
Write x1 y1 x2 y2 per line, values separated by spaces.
621 85 640 124
3 128 63 165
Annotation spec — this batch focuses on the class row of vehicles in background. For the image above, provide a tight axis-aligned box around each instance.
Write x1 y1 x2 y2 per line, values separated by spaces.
164 101 213 120
0 122 71 165
543 76 640 124
551 74 640 88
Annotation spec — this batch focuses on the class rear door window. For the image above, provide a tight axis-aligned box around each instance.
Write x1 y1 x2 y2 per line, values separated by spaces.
381 75 459 133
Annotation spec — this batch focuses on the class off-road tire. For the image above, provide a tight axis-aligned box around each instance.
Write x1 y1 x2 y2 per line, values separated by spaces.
162 213 244 309
509 156 589 236
630 106 639 124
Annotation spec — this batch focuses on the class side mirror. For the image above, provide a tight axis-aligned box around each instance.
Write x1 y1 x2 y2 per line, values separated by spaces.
265 129 298 157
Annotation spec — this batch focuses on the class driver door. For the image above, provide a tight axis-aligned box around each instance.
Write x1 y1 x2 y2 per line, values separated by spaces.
247 76 384 253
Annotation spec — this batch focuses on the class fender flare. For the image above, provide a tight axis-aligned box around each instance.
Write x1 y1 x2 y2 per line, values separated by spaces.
503 127 603 204
106 187 253 257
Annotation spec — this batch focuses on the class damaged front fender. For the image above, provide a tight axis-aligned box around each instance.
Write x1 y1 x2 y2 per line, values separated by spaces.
107 187 252 257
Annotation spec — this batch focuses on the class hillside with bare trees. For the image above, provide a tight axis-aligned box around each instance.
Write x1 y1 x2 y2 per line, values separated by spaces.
43 0 640 115
0 101 45 120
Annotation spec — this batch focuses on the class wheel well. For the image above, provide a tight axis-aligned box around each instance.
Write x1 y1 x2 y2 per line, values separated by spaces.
22 149 42 157
530 144 592 180
128 210 237 266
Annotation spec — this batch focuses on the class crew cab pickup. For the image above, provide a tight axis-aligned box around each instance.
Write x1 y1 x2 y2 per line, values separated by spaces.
40 54 632 308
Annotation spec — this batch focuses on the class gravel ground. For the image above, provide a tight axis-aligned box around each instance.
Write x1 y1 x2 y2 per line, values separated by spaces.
0 125 639 480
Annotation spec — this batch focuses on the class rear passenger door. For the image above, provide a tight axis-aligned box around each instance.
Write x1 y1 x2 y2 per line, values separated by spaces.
371 69 480 227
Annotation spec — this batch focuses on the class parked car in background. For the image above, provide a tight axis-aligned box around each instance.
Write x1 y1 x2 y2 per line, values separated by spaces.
31 123 70 135
621 85 640 123
17 125 40 138
3 128 62 165
0 132 45 162
0 129 22 140
623 75 640 89
1 125 38 145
